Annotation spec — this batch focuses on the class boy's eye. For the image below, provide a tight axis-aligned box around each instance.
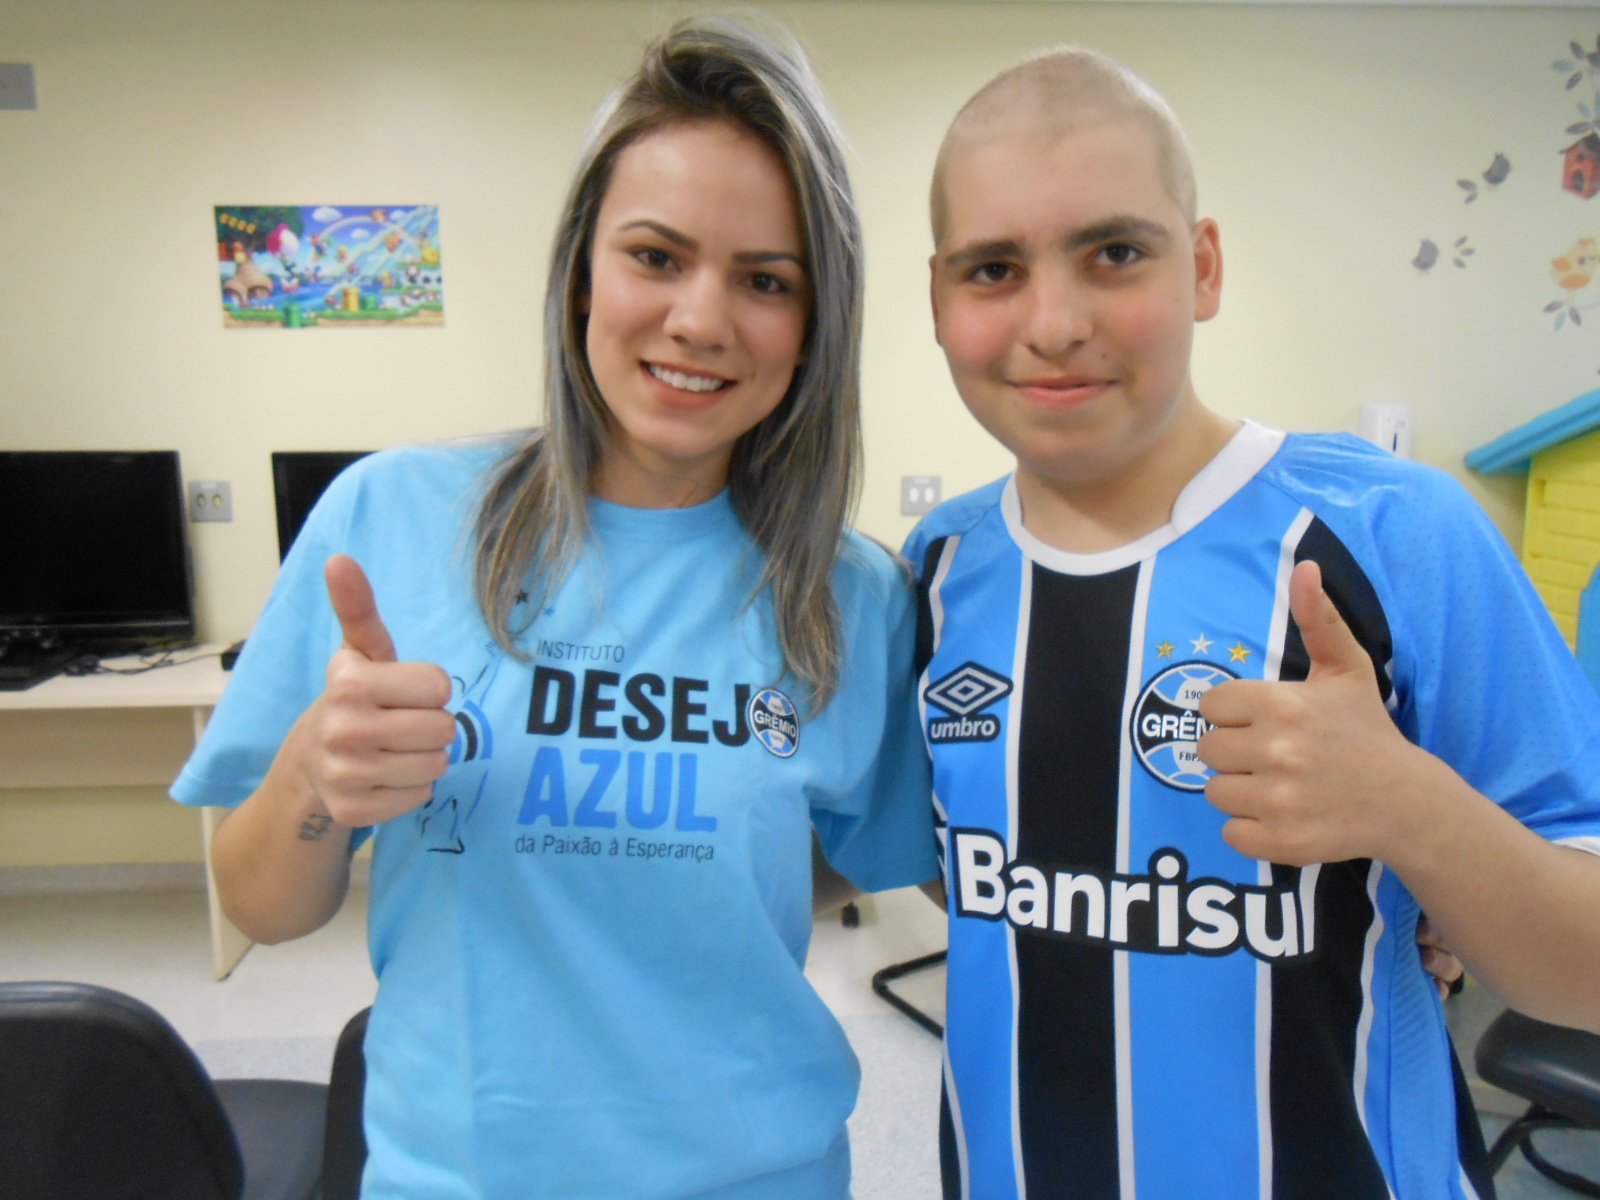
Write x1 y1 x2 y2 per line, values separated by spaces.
969 261 1015 285
1097 243 1144 268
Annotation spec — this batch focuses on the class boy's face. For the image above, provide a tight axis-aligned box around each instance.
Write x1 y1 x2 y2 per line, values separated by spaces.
931 115 1221 494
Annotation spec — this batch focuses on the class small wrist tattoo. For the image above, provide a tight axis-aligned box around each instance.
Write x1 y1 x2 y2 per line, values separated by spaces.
299 812 335 841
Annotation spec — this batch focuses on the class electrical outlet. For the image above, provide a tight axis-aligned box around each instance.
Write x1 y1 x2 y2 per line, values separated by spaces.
188 481 233 523
901 475 941 516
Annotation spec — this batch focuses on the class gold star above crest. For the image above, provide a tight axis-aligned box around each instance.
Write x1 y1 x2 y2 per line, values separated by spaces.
1155 640 1175 659
1191 634 1213 655
1229 642 1251 663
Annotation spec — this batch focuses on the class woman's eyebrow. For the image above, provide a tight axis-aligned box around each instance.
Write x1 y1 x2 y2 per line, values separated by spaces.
733 250 805 269
617 219 803 269
618 218 695 248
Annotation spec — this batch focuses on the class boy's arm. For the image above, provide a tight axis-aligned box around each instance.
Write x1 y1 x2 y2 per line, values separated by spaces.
1199 560 1600 1032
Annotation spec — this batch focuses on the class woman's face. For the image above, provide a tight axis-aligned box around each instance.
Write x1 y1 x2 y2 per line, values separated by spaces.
585 120 810 507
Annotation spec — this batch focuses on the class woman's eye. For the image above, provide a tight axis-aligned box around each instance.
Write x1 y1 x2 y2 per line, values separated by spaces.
750 272 790 296
635 247 673 270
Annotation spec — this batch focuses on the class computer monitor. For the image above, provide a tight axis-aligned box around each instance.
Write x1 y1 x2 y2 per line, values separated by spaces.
0 450 195 649
270 451 373 561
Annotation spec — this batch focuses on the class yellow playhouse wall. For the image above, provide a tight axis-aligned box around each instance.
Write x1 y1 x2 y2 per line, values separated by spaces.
1524 428 1600 649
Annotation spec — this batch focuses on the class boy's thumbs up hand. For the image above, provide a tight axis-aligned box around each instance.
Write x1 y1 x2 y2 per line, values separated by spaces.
298 555 457 828
1196 560 1426 867
1290 559 1374 686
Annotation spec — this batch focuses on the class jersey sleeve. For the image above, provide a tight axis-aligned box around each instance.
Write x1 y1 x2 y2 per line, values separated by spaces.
808 542 938 893
169 470 351 816
1372 472 1600 847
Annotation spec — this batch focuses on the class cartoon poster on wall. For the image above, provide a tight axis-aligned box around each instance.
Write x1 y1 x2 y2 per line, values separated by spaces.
216 204 443 328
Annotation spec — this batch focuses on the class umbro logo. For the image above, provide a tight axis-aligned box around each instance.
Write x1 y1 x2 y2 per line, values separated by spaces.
924 662 1012 743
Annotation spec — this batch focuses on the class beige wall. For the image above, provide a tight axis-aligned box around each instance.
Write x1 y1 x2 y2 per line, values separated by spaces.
2 0 1595 862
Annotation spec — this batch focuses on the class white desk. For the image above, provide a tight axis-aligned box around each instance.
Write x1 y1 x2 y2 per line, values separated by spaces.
0 649 252 979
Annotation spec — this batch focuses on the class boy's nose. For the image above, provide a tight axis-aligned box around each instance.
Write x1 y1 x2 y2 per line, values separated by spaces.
1023 271 1092 358
663 272 733 349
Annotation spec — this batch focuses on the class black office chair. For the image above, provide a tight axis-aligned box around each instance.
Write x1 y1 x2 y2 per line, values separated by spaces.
1476 1007 1600 1196
872 949 947 1037
0 980 326 1200
322 1005 371 1200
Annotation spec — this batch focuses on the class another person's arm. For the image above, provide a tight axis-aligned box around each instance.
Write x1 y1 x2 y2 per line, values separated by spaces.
811 834 863 916
212 555 455 943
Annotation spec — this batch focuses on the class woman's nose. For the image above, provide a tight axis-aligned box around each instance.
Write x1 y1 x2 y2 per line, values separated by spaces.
663 271 733 349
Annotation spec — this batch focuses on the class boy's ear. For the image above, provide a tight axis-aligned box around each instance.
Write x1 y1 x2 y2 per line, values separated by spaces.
1192 218 1223 323
928 253 943 345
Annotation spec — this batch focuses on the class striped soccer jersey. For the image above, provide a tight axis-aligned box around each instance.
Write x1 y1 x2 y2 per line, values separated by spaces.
906 423 1600 1200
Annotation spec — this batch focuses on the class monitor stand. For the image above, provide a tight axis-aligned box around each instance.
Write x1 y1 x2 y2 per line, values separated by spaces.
0 640 79 691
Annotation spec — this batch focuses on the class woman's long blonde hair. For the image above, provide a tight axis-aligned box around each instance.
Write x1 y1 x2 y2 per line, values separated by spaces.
473 15 864 708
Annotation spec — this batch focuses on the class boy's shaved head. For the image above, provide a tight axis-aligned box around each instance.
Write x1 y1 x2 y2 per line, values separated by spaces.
931 47 1197 244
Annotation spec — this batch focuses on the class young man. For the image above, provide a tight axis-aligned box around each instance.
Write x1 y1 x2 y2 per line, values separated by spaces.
907 48 1600 1199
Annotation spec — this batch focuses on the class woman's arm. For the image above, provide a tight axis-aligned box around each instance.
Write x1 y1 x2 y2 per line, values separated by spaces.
211 556 456 943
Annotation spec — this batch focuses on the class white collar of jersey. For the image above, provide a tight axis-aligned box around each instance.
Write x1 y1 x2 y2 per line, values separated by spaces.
1000 420 1287 577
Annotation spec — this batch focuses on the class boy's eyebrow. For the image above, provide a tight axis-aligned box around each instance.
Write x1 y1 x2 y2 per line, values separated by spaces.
941 238 1027 273
1063 216 1173 252
616 219 805 270
941 217 1174 273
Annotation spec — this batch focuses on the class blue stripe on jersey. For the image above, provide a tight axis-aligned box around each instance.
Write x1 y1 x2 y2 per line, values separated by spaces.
926 514 1027 1200
1126 479 1303 1198
1369 868 1479 1198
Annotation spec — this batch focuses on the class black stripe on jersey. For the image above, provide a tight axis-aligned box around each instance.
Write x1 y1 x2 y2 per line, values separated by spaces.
915 538 949 680
1292 518 1394 703
1271 519 1390 1198
940 1087 962 1200
1015 563 1139 1198
1268 859 1390 1198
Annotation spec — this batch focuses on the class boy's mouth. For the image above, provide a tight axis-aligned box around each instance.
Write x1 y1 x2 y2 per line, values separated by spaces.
1009 375 1114 407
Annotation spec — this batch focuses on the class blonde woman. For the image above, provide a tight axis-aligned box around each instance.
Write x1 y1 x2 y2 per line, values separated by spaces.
174 18 934 1198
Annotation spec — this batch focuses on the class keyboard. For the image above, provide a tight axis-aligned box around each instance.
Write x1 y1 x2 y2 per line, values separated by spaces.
0 643 79 691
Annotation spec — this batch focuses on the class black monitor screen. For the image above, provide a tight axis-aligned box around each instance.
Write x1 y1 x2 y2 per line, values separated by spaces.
271 451 372 561
0 450 194 643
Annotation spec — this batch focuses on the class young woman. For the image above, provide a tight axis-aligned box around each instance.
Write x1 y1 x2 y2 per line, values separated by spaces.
172 18 935 1199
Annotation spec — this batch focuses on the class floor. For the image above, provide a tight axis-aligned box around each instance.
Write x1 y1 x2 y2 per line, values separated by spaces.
2 866 1596 1199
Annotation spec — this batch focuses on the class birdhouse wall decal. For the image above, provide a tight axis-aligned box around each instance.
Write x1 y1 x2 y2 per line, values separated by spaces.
1564 133 1600 200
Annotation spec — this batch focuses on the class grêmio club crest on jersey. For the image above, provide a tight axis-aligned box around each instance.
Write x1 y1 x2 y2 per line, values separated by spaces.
1130 659 1235 791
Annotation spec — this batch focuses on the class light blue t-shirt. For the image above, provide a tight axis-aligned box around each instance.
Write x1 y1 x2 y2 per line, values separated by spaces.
172 437 937 1200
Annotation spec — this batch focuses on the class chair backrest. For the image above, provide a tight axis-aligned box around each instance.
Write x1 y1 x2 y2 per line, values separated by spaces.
321 1005 370 1200
0 980 243 1200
